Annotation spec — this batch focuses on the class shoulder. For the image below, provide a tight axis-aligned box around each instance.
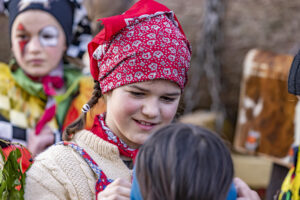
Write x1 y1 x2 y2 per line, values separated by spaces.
0 63 20 92
25 145 74 199
0 63 18 110
0 62 14 82
0 62 11 73
25 141 95 199
26 144 78 179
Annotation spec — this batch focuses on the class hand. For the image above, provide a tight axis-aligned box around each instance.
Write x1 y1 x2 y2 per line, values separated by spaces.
97 178 131 200
27 125 54 158
234 177 261 200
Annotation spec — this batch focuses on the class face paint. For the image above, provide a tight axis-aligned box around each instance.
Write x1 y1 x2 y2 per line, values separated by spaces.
39 26 59 47
17 23 28 56
17 23 25 31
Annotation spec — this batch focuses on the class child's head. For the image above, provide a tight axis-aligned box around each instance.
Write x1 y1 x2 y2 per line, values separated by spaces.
64 0 191 144
6 0 75 77
88 10 191 93
288 50 300 97
135 123 234 200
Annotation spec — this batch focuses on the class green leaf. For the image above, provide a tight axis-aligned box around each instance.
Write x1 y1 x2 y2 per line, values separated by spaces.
20 171 26 186
0 146 5 162
0 181 7 199
9 187 23 200
13 179 21 187
0 145 30 200
9 149 21 172
0 170 3 183
0 189 8 200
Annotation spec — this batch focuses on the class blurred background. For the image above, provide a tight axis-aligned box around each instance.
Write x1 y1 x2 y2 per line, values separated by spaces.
2 0 300 199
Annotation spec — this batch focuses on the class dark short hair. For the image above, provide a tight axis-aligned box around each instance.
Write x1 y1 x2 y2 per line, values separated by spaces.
136 123 234 200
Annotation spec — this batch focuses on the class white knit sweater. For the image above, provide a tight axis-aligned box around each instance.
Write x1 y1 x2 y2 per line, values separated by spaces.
24 130 132 200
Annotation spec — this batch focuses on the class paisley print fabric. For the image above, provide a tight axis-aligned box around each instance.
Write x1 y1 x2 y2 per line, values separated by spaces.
88 0 191 93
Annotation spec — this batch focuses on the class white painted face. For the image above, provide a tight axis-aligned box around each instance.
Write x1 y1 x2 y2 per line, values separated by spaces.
39 26 59 47
11 10 66 77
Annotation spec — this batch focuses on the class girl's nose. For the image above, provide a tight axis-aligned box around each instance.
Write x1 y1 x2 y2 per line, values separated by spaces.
142 98 160 118
26 37 42 54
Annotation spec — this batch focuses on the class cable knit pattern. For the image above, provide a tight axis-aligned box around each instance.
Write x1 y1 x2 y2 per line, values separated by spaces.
24 130 132 200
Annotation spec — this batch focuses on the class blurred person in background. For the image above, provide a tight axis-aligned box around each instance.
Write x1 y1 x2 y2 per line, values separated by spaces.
0 0 101 162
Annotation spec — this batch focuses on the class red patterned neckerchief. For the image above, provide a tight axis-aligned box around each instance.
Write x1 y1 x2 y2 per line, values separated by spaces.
26 65 65 135
90 113 138 160
35 75 64 134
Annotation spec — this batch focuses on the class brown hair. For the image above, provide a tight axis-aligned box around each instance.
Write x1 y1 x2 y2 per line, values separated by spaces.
63 80 102 140
136 123 234 200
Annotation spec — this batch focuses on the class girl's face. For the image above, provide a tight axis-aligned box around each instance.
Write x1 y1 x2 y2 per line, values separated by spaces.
11 10 66 77
105 79 181 149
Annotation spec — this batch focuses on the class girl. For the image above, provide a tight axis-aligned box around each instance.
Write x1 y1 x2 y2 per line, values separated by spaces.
24 0 191 199
0 0 99 158
132 123 260 200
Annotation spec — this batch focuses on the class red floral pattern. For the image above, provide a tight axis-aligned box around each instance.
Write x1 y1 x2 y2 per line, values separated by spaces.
88 0 191 93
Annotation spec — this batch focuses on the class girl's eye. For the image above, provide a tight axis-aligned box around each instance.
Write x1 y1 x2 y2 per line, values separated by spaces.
39 26 59 47
130 91 145 97
161 96 176 102
41 34 55 39
17 34 29 40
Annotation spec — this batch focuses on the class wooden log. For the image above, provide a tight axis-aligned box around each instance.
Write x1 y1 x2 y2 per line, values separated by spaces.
234 49 297 166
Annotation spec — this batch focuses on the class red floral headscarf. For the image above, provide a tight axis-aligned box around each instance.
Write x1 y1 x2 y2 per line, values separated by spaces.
88 0 191 93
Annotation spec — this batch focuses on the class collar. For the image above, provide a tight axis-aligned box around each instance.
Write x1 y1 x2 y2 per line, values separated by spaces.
90 113 138 160
11 63 82 101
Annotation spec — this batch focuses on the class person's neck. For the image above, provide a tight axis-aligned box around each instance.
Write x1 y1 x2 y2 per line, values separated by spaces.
26 61 64 82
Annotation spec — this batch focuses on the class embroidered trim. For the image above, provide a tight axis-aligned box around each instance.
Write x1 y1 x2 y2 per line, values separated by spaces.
93 43 107 60
99 114 136 151
56 141 113 196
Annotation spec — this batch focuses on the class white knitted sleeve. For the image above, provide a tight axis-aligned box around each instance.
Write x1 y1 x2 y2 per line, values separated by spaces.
24 155 69 200
24 145 80 200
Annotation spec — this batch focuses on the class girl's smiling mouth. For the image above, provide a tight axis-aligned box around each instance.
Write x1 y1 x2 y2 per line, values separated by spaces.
133 119 159 130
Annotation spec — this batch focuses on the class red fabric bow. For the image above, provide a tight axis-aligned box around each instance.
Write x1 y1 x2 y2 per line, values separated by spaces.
41 76 64 96
35 76 64 135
